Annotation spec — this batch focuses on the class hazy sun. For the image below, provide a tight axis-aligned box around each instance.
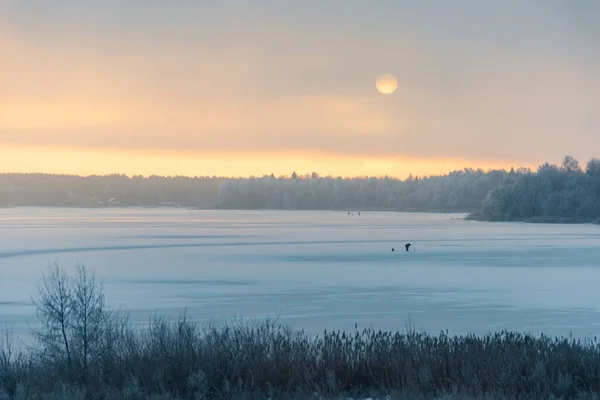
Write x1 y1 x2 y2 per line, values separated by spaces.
376 73 398 94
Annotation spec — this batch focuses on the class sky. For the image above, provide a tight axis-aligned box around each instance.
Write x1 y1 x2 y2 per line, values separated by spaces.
1 1 599 178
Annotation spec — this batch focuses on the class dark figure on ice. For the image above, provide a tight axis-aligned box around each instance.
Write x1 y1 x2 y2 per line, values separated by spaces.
405 243 411 252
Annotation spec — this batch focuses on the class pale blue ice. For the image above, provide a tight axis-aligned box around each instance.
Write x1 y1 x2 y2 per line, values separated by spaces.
2 208 600 341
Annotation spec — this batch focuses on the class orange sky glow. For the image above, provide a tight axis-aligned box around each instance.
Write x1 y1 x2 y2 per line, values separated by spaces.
0 144 530 179
0 2 597 178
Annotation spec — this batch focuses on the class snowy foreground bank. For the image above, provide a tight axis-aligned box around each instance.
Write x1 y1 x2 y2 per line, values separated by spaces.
3 305 600 399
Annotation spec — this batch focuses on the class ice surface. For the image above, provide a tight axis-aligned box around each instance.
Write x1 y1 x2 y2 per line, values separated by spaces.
1 207 600 341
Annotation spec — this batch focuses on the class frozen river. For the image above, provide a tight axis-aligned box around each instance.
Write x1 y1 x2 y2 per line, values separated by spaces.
2 207 600 340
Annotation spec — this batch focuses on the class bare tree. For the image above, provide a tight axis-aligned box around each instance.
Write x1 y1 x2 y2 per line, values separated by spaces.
70 264 105 383
32 261 108 383
32 261 74 371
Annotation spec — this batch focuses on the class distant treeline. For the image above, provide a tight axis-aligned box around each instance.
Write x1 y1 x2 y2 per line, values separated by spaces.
0 169 504 212
216 170 503 212
1 155 600 223
0 174 221 209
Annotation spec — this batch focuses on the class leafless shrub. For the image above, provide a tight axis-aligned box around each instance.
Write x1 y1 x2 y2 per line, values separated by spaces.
0 324 23 397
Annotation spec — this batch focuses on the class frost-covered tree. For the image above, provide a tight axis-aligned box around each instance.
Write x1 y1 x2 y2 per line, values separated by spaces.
476 156 600 223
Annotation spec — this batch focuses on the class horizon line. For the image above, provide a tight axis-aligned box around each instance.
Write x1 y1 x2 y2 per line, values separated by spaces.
0 165 531 180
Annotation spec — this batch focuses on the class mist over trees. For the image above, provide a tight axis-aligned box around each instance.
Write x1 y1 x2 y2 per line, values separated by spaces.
0 169 506 212
0 174 221 209
215 170 505 211
1 155 599 222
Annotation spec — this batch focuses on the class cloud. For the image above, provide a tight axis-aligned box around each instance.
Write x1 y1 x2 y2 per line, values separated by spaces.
1 0 599 168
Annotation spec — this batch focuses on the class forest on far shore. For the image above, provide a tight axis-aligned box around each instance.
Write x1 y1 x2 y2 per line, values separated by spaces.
1 155 600 223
